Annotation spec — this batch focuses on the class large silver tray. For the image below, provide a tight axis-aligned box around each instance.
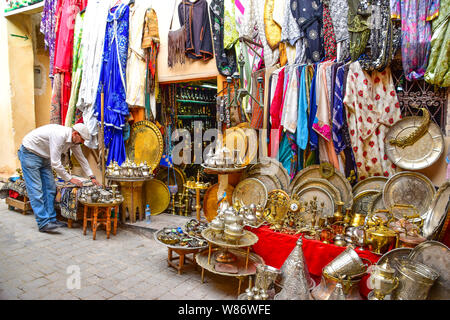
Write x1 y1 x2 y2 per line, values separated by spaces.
289 164 353 208
422 181 450 239
153 228 209 251
383 171 436 220
408 241 450 300
384 116 444 170
296 186 335 217
376 247 413 269
352 176 388 196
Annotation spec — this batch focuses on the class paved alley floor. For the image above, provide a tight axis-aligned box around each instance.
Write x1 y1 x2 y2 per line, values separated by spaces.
0 200 239 300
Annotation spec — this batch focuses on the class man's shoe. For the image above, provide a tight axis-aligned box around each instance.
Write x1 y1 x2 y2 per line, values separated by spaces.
53 220 68 228
39 222 59 233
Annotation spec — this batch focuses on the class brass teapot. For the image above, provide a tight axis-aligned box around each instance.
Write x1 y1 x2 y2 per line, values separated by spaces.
365 217 398 255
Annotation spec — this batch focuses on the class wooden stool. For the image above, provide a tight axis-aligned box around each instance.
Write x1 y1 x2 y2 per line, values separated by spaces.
81 202 119 240
167 247 200 275
6 196 32 215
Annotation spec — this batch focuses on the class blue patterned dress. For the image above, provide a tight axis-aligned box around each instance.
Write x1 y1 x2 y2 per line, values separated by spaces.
95 4 130 166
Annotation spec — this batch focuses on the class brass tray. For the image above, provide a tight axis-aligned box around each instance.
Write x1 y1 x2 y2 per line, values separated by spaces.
245 157 290 191
202 228 259 248
223 126 248 165
126 120 163 171
154 228 208 250
143 179 170 215
352 176 388 196
383 171 436 220
296 186 335 217
353 190 382 216
289 164 353 208
246 173 282 191
232 178 268 208
408 241 450 300
385 116 444 170
377 247 412 269
251 174 279 193
291 178 341 206
155 165 187 195
203 183 234 222
196 248 264 277
264 189 290 225
422 181 450 239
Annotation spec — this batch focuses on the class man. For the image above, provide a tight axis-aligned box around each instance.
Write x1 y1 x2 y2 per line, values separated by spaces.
18 123 100 233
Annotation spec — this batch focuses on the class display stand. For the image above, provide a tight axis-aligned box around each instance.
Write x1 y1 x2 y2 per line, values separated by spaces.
198 227 261 296
184 182 209 221
79 200 121 240
202 165 247 205
106 176 153 223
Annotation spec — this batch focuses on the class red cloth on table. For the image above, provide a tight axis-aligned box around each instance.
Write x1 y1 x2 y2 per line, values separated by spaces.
9 190 19 199
246 225 381 299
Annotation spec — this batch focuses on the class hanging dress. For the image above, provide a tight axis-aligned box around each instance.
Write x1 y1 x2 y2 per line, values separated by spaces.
95 3 130 166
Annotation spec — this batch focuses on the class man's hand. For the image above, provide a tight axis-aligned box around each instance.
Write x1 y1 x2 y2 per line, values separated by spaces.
69 178 83 187
91 178 101 187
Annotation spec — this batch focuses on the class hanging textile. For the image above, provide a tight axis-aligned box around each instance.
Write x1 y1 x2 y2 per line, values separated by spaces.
391 0 440 81
290 0 324 64
347 0 371 62
425 0 449 87
264 0 282 50
343 62 401 180
329 0 350 62
50 73 62 124
249 68 265 129
281 65 299 134
126 1 148 108
322 0 337 60
210 0 237 76
77 0 112 148
296 65 309 151
359 0 399 72
95 3 130 166
308 64 319 150
179 0 214 61
269 67 286 156
256 0 279 67
40 0 58 79
65 11 85 127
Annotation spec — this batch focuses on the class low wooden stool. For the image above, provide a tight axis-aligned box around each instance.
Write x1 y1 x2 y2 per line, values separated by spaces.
6 196 32 215
80 202 120 240
167 247 200 275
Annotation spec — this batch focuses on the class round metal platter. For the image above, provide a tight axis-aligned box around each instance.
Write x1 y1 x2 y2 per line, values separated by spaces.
352 176 388 196
296 186 335 217
408 241 450 300
353 190 382 216
264 189 290 225
247 173 282 191
252 174 279 193
126 120 163 171
289 165 353 208
383 171 436 220
143 179 171 215
422 181 450 239
245 157 290 191
223 127 248 165
232 178 268 208
203 183 234 222
384 116 444 170
291 178 341 207
376 247 413 268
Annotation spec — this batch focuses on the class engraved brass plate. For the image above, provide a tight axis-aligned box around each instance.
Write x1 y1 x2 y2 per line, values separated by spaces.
353 190 382 216
289 164 353 208
264 189 290 226
232 178 268 208
296 186 335 217
383 171 436 220
126 120 163 171
422 181 450 239
143 179 170 215
291 178 342 206
245 157 290 191
385 116 444 170
352 176 388 196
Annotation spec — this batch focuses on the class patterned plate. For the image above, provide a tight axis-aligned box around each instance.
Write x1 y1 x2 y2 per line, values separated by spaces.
352 176 388 196
232 178 268 208
422 181 450 239
383 171 436 220
353 190 382 216
296 186 335 218
291 178 341 207
289 164 353 208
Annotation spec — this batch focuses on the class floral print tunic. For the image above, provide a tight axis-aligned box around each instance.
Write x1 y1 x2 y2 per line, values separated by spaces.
391 0 440 81
343 62 402 180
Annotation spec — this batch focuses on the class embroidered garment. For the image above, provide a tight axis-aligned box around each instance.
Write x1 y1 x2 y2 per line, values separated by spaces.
308 64 319 150
256 0 279 67
343 62 401 180
77 0 112 148
348 0 371 61
210 0 237 76
313 61 334 142
391 0 440 81
179 0 213 61
40 0 58 79
290 0 324 63
264 0 282 49
323 0 337 60
332 63 346 154
360 0 398 71
425 0 449 87
224 0 240 49
125 2 148 107
65 11 85 127
95 4 130 166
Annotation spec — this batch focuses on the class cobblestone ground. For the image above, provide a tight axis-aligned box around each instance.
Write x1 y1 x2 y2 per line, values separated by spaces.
0 200 238 300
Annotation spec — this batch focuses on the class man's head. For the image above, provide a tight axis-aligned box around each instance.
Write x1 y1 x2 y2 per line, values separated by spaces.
72 123 91 145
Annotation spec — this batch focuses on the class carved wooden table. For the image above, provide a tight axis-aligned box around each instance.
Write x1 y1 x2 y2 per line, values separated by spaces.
79 201 121 240
107 176 152 223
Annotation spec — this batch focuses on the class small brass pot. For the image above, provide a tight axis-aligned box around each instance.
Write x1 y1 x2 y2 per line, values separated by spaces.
365 226 398 255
